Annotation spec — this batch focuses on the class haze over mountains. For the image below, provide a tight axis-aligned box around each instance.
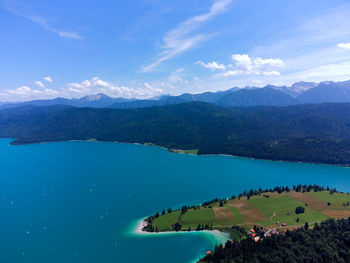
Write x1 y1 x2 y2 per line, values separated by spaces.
1 80 350 109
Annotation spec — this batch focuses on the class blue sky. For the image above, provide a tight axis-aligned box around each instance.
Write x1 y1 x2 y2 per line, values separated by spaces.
1 0 350 101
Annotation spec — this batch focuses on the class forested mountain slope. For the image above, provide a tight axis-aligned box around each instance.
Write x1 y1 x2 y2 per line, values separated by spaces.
1 102 350 165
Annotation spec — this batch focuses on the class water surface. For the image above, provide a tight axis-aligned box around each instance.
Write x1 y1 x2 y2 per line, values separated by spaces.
1 139 350 263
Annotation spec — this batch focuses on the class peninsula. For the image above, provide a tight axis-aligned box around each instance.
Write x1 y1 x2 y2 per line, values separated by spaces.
141 185 350 235
140 185 350 262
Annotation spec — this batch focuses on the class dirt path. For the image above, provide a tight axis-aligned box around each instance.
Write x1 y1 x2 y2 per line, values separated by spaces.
270 212 276 221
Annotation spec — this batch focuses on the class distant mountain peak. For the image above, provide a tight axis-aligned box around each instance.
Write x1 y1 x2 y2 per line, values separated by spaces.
81 93 111 101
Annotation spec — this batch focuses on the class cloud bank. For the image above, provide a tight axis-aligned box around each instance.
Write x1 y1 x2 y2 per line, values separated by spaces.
0 77 164 102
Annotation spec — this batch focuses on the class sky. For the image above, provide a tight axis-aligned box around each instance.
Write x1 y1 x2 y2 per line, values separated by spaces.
1 0 350 101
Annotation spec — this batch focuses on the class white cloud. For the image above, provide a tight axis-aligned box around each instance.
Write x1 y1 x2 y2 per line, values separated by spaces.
262 71 281 76
43 88 59 96
211 54 284 77
337 43 350 49
195 53 285 80
253 57 285 68
196 61 226 71
2 0 82 40
7 86 40 96
231 54 284 74
0 77 165 102
231 54 252 71
35 80 45 88
141 0 232 72
64 77 163 98
44 76 53 82
0 85 59 101
139 68 199 95
223 70 240 77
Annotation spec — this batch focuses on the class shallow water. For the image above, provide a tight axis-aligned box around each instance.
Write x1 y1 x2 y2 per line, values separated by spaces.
1 139 350 263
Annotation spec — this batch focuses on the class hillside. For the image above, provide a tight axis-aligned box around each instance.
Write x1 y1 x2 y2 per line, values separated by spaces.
298 80 350 103
108 96 188 109
143 186 350 233
216 87 298 107
2 102 350 165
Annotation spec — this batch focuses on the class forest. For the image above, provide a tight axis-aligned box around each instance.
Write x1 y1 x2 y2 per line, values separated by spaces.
199 218 350 263
2 102 350 165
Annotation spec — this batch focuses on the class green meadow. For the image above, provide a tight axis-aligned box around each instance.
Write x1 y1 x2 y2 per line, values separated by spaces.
248 194 328 226
150 191 350 232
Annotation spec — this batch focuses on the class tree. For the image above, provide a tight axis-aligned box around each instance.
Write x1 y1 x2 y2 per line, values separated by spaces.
295 206 305 214
181 206 188 214
172 222 182 231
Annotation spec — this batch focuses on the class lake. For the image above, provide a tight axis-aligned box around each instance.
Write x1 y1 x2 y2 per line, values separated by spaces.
1 139 350 263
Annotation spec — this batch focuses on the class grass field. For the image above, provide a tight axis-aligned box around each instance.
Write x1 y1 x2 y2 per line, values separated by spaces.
152 211 181 231
150 190 350 232
247 194 328 226
180 208 215 227
183 149 199 155
309 191 350 209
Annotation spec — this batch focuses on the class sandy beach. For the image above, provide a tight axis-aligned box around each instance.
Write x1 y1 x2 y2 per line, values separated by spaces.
133 218 229 241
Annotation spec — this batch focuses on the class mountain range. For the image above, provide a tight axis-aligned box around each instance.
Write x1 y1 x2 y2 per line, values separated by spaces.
0 93 132 109
1 79 350 109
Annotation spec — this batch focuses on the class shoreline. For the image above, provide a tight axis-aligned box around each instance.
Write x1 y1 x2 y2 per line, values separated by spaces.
4 138 350 168
130 218 230 263
131 218 230 242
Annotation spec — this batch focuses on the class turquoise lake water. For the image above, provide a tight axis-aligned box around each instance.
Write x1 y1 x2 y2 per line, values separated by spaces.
1 138 350 263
